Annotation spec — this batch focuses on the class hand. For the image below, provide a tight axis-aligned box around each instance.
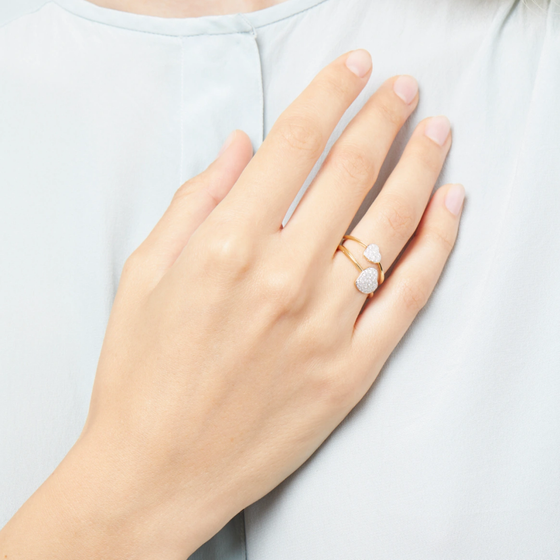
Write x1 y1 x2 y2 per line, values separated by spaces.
0 49 464 559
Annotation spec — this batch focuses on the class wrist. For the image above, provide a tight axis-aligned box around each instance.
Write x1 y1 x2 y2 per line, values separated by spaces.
0 428 230 559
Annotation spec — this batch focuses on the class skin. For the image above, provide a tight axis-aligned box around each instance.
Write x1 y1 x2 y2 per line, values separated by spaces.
86 0 289 17
0 50 464 558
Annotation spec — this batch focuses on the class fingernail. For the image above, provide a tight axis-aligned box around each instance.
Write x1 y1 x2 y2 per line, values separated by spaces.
393 75 418 104
218 130 236 157
425 116 451 146
345 49 372 78
445 183 465 216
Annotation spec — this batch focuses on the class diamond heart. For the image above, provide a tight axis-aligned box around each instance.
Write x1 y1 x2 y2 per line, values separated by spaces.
363 243 381 263
355 267 378 294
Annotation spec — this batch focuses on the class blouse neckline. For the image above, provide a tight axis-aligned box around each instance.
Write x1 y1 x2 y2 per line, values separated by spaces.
53 0 332 36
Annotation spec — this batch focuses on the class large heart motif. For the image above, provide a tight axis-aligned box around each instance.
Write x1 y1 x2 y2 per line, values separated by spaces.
355 267 378 294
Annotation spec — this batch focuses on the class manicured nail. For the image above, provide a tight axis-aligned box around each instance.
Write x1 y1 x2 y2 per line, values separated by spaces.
218 130 236 157
445 183 465 216
425 116 451 146
393 75 418 104
345 49 372 78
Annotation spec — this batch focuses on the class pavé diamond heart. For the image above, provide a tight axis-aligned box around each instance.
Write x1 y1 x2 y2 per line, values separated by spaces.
355 267 378 294
363 243 381 263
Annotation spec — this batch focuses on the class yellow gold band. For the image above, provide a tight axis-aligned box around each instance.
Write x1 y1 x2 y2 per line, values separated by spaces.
378 261 385 285
342 234 367 249
336 244 364 273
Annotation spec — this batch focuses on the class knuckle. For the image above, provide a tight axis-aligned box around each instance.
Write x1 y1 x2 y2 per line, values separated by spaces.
275 114 325 157
319 69 354 100
422 224 455 252
412 142 443 175
328 144 376 184
173 180 197 201
172 178 205 205
204 230 253 273
396 276 430 314
119 249 150 292
378 195 416 240
374 96 403 127
121 249 144 278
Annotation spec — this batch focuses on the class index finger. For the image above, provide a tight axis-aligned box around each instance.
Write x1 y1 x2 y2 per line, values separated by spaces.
219 49 373 231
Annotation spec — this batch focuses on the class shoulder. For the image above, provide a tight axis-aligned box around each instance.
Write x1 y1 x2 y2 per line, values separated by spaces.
0 0 51 31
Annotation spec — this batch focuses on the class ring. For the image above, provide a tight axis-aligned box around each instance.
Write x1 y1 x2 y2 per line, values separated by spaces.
343 235 385 284
336 235 385 297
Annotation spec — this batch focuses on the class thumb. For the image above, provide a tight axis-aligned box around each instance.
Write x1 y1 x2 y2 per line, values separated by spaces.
124 129 254 292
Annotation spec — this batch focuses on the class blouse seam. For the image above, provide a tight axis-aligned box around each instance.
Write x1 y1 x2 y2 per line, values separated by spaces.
179 36 185 185
236 13 265 145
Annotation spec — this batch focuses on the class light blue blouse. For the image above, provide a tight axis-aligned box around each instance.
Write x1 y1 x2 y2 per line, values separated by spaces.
0 0 559 558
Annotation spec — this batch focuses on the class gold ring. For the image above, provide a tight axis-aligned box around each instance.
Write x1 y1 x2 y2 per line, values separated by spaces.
336 240 383 298
342 234 385 285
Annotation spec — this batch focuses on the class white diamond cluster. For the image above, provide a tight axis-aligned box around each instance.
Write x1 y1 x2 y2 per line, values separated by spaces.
364 243 381 263
356 267 379 294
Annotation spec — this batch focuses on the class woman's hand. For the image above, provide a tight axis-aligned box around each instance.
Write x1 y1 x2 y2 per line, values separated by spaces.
0 49 464 559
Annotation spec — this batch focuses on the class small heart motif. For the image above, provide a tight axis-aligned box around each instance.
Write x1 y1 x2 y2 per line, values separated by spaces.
355 267 378 294
363 243 381 263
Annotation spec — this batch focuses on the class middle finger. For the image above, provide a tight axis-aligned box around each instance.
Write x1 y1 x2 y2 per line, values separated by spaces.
217 49 374 231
